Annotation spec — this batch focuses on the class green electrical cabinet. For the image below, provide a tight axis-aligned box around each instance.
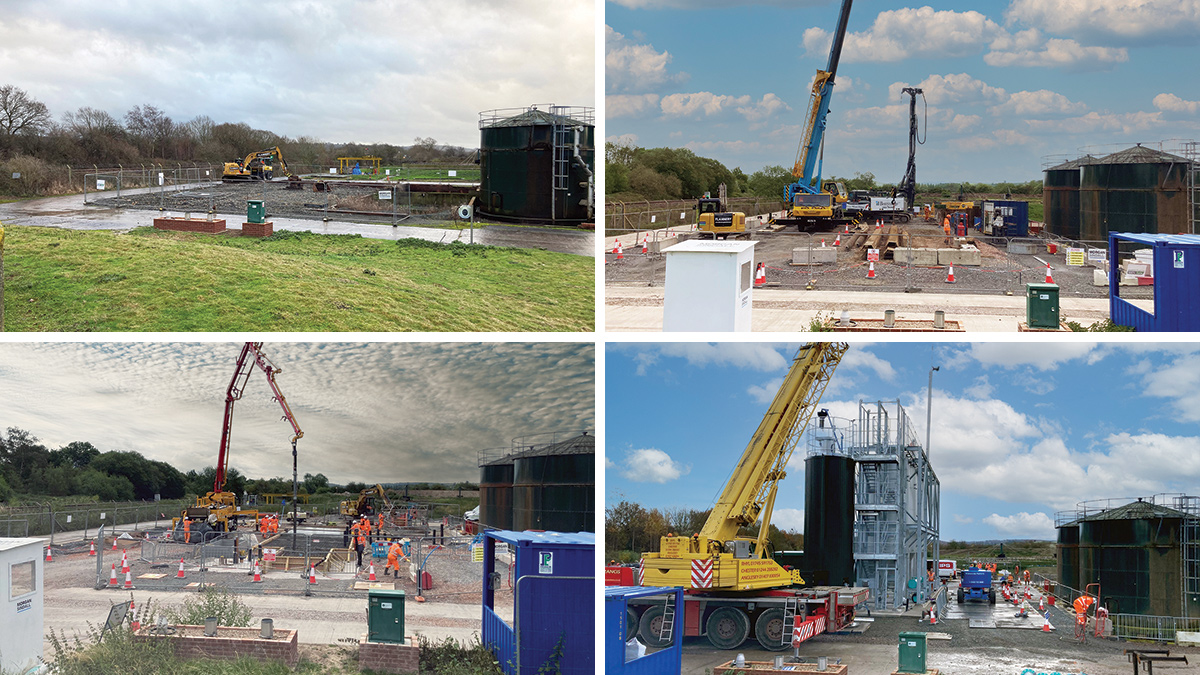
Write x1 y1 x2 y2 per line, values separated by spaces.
246 200 266 224
897 631 927 674
367 589 406 644
1026 282 1060 329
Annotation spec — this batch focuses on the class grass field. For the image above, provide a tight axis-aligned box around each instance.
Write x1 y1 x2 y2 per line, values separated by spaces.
1 226 592 331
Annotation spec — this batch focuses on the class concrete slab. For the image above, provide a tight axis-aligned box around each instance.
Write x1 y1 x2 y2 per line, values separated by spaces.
894 247 938 266
938 246 982 266
792 246 838 265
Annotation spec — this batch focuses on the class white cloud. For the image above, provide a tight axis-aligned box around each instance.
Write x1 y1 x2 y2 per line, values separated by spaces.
606 133 640 147
748 377 784 405
607 94 661 118
1138 353 1200 422
890 73 1007 106
983 512 1056 539
964 376 994 399
839 347 897 382
661 91 746 117
1024 111 1164 136
633 343 790 372
984 37 1128 69
605 25 687 94
613 0 826 8
957 343 1099 371
1154 93 1200 117
996 90 1088 116
738 93 791 123
773 507 805 534
684 139 767 155
952 514 975 525
805 8 998 63
621 448 690 483
1005 0 1200 44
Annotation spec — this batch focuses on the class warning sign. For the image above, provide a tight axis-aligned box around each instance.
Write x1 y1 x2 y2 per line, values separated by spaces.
1066 248 1087 266
867 249 880 263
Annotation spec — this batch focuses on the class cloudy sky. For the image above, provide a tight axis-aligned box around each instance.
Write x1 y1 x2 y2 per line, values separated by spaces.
0 342 595 484
606 0 1200 183
0 0 595 148
606 341 1200 541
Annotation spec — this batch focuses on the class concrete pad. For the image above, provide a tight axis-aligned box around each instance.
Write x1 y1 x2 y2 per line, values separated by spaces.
894 247 938 266
1177 630 1200 646
937 246 982 266
1007 240 1039 254
792 246 838 265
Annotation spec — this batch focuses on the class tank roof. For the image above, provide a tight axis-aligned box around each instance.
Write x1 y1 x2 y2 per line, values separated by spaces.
1045 157 1093 171
479 105 595 129
1078 499 1190 522
1093 145 1191 165
515 432 595 458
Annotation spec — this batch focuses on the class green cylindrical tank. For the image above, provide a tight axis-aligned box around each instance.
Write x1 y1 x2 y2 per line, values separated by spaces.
478 106 595 223
1079 145 1191 241
512 433 594 532
1043 159 1083 240
479 455 514 531
1057 522 1080 593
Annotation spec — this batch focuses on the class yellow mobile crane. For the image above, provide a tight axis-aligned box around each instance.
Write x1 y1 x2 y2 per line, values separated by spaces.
627 342 869 651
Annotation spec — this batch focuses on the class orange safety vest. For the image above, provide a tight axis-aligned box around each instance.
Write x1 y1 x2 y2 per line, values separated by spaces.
356 534 366 548
1073 596 1094 618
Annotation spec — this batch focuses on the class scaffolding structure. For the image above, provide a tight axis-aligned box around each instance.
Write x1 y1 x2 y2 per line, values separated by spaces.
844 401 940 610
1184 141 1200 235
1173 495 1200 619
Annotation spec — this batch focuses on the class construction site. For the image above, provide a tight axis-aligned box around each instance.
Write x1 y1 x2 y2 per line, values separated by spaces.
606 343 1199 675
0 343 597 675
604 0 1200 333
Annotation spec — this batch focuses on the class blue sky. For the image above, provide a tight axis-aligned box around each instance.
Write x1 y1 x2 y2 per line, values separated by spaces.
605 0 1200 183
605 341 1200 541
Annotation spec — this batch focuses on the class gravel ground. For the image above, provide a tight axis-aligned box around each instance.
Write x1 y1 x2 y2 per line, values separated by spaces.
607 219 1155 304
92 180 463 225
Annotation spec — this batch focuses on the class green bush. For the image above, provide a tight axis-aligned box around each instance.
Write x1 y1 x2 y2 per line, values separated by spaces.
417 635 503 675
164 587 253 628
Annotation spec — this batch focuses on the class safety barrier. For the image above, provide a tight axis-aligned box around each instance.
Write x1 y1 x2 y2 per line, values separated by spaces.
1109 613 1200 643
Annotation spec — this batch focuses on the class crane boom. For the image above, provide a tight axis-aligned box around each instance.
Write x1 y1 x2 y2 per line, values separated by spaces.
640 342 848 593
213 342 304 494
789 0 853 195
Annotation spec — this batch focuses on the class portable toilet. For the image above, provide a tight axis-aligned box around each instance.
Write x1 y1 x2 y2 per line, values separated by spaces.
606 586 683 675
1 538 45 674
482 530 593 675
1108 232 1200 331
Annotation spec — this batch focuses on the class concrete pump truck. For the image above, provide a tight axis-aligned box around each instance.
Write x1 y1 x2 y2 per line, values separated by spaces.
620 343 869 651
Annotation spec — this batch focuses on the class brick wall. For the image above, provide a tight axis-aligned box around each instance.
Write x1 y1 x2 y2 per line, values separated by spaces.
242 221 274 237
153 217 226 234
358 635 420 674
133 626 298 667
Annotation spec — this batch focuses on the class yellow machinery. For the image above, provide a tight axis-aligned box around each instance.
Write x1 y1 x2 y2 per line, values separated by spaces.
340 484 392 518
223 146 291 181
697 197 746 239
640 342 848 592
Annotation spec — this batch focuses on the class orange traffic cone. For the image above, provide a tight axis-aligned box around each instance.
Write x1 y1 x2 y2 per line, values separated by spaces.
820 238 826 247
252 562 262 583
177 558 186 579
753 262 766 288
1039 596 1045 612
121 551 130 575
1042 613 1053 632
89 541 97 557
369 563 377 581
308 565 317 585
867 262 877 279
616 241 624 260
112 538 118 551
611 241 619 255
45 546 52 562
929 607 937 625
1044 263 1054 284
130 600 140 631
123 570 134 590
833 234 841 246
875 219 882 230
641 237 648 255
109 564 118 588
843 223 850 234
946 264 956 283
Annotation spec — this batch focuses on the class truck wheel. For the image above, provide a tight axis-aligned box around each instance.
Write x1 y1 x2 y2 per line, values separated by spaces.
754 608 789 651
637 605 673 648
900 214 911 223
706 607 750 650
988 589 996 605
957 589 964 604
625 606 640 642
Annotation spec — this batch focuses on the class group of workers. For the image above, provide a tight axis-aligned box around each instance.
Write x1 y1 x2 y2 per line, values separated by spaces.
342 512 408 576
257 513 282 534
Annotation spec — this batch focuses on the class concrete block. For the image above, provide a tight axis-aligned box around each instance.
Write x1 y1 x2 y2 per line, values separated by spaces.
1093 268 1108 286
242 221 274 237
1007 240 1038 255
938 246 982 266
791 246 837 265
893 247 939 266
1177 630 1200 646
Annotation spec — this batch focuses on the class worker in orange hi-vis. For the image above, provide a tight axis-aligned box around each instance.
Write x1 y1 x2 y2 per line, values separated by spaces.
183 517 191 544
943 215 952 244
1073 594 1095 627
355 530 367 568
386 539 403 577
1024 569 1031 584
350 520 360 544
378 512 385 534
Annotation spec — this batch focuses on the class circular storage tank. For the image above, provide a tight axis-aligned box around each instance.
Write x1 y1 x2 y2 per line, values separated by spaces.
478 105 595 223
804 454 856 586
479 454 514 530
512 433 595 532
1043 159 1084 240
1079 145 1191 241
1056 522 1080 593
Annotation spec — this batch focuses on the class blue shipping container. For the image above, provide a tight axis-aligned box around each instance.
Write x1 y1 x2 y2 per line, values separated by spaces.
606 586 683 675
987 200 1029 238
1109 232 1200 331
482 531 594 675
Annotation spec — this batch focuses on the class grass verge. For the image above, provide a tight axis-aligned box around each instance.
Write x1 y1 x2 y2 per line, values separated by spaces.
1 226 593 331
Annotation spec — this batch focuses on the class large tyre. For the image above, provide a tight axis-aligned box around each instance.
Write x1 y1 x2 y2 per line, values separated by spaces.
754 608 789 651
706 607 750 650
625 606 640 642
988 589 996 605
637 605 673 649
957 588 964 604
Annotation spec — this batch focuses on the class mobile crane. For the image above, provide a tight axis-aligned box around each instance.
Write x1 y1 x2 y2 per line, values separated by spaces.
773 0 855 232
223 146 292 181
176 342 303 537
620 343 869 651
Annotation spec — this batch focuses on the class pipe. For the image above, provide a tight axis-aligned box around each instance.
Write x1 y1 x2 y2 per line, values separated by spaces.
572 127 594 219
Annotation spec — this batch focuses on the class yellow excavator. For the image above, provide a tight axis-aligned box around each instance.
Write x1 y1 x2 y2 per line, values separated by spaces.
626 342 869 651
697 184 746 239
340 484 392 519
223 146 292 181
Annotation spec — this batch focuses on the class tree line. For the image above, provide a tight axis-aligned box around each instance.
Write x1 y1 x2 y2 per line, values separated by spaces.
0 426 334 504
606 499 803 563
0 83 474 195
605 140 1042 203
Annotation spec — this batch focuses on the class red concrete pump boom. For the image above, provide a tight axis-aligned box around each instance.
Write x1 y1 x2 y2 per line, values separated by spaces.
214 342 303 494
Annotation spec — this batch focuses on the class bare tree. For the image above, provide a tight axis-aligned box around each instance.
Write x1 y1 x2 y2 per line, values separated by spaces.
124 104 174 158
62 106 122 136
0 84 51 140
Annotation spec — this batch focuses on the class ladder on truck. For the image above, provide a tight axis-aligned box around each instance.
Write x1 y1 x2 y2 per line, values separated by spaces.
657 593 677 642
550 105 574 223
782 597 799 648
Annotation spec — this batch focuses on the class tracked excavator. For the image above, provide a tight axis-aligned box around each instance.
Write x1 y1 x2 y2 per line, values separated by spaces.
616 343 869 651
